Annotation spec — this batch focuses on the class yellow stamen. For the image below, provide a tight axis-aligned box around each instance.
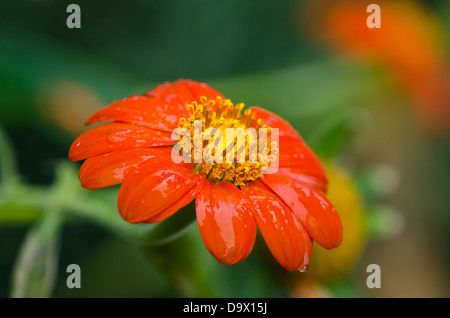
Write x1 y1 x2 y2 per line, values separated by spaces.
176 96 279 187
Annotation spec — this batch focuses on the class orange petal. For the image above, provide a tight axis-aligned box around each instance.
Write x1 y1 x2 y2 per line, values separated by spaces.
117 161 205 224
85 95 184 132
241 180 312 271
261 174 343 250
196 182 257 265
78 147 172 189
146 79 223 107
68 122 174 162
299 233 314 272
248 107 328 192
248 106 303 140
276 167 327 194
277 135 328 192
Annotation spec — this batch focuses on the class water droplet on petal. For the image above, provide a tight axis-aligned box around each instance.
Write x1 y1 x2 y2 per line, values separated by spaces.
299 266 308 272
107 133 127 143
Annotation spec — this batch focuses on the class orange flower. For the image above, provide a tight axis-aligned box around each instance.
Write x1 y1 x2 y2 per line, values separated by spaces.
68 79 342 271
301 0 450 134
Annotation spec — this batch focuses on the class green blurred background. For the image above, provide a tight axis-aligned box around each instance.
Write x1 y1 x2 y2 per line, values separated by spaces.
1 0 450 298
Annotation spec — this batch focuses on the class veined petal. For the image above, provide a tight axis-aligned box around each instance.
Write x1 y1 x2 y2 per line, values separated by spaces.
248 107 328 192
78 147 172 189
118 161 205 224
241 180 311 271
68 122 174 162
261 174 343 249
276 167 328 193
146 79 223 107
85 95 184 132
196 182 257 265
299 232 314 272
277 135 328 192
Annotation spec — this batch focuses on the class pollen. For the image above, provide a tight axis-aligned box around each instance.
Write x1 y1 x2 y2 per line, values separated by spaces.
176 96 278 187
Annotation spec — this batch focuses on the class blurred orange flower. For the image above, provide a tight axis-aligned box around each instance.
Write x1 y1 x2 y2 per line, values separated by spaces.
301 0 450 134
68 79 343 271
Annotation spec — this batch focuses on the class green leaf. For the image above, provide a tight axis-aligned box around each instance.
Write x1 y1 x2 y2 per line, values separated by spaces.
307 109 356 158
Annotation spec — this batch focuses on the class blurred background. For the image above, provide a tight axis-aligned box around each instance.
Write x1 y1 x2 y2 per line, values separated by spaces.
1 0 450 298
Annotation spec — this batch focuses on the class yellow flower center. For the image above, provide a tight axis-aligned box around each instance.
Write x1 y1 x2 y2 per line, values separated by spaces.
177 96 278 187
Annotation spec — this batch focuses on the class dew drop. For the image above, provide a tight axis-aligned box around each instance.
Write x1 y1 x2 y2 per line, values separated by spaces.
299 266 308 272
107 134 127 143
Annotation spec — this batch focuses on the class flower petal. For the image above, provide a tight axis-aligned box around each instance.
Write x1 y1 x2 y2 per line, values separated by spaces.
195 182 257 265
248 106 302 140
248 107 328 192
277 135 328 192
68 122 174 162
78 147 172 189
117 161 205 224
299 233 314 272
261 174 343 249
85 95 184 132
241 180 312 271
146 79 223 107
276 167 328 193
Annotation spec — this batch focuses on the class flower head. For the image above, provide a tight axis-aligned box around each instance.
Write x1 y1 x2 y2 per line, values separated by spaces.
69 79 342 271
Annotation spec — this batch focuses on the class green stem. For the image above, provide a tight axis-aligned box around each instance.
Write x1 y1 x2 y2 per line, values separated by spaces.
0 126 17 185
10 210 63 298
